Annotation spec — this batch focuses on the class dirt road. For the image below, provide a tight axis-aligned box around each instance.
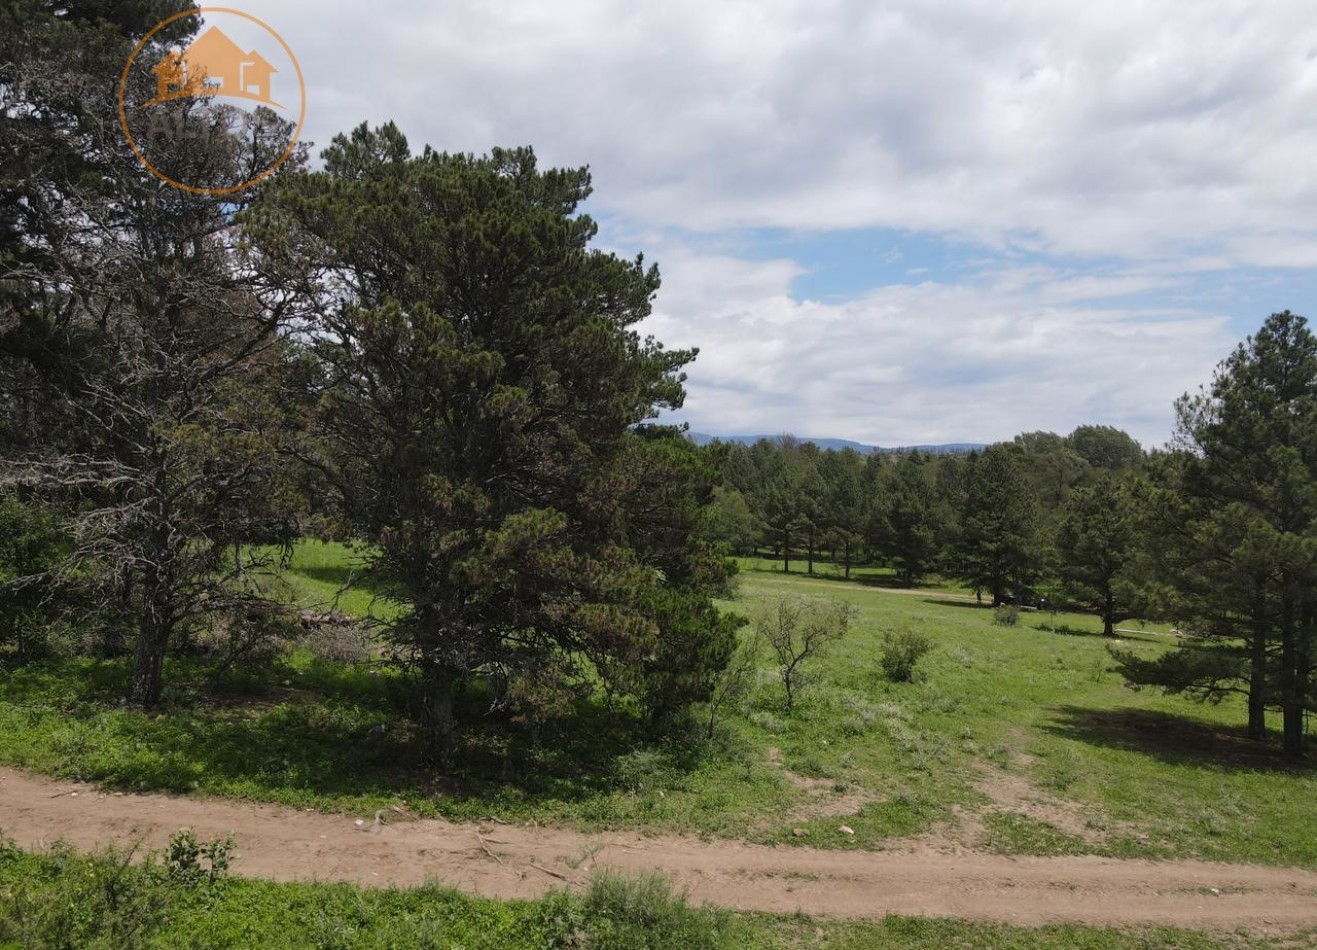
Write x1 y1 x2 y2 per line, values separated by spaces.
3 768 1315 933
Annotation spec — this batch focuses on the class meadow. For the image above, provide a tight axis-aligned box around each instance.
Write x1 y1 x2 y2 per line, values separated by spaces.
1 542 1313 871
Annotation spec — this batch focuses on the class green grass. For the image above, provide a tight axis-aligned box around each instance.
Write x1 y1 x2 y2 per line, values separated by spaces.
1 540 1314 868
270 539 396 620
735 554 972 594
0 840 1297 950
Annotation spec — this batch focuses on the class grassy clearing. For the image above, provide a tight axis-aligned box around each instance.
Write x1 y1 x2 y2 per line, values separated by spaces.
0 840 1294 950
735 555 972 594
1 541 1314 867
267 539 393 620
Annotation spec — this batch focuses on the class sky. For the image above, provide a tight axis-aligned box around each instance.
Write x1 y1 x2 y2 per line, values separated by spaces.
231 1 1317 448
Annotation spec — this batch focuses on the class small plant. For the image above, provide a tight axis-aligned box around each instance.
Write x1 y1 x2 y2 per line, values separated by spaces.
880 630 933 683
1 841 169 948
993 605 1020 626
614 749 682 795
165 828 233 887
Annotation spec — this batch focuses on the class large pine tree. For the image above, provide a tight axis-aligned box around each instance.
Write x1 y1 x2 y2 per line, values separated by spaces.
251 124 738 761
0 1 306 704
956 445 1042 604
1116 312 1317 759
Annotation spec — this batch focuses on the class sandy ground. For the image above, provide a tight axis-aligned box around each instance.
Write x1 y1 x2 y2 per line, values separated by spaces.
3 767 1317 934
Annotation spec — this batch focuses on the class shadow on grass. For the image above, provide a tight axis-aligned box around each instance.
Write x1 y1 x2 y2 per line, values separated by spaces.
920 598 988 610
1042 705 1316 774
0 657 705 816
1033 624 1163 644
740 561 962 595
288 563 379 592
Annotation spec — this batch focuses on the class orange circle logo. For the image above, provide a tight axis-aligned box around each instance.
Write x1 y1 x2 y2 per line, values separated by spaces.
117 7 306 195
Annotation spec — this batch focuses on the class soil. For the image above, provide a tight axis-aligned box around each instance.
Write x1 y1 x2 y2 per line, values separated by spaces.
4 767 1317 934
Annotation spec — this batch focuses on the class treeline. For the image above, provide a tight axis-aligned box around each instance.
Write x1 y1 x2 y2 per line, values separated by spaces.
0 1 736 763
701 425 1141 608
698 312 1317 759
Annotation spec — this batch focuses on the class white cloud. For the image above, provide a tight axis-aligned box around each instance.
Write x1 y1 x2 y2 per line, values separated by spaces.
273 1 1316 260
250 0 1309 442
644 248 1234 447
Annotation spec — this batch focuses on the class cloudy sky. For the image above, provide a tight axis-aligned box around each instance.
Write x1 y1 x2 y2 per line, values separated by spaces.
243 1 1317 447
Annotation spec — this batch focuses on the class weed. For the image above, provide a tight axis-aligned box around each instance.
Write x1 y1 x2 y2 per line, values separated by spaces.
165 828 233 887
880 630 933 683
993 605 1020 626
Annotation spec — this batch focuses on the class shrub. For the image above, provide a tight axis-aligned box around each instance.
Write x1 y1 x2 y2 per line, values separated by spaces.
755 596 854 711
300 618 372 665
993 604 1020 626
0 493 68 659
165 828 233 888
196 608 301 678
0 840 166 949
880 630 933 683
580 870 733 950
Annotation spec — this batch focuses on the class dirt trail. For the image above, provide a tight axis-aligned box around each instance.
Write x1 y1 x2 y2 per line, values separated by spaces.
4 769 1317 933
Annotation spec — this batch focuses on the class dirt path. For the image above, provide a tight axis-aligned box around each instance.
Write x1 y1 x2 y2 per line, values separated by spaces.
3 769 1317 933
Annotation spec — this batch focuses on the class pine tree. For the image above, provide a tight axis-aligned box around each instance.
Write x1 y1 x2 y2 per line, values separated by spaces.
0 1 306 704
253 125 737 761
1054 472 1141 636
1115 312 1317 759
956 446 1042 604
875 453 940 586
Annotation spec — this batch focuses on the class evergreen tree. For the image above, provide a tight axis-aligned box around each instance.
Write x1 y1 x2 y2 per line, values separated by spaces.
254 125 737 761
818 448 868 578
956 446 1042 604
875 453 940 586
0 1 305 704
1054 472 1141 636
1115 312 1317 758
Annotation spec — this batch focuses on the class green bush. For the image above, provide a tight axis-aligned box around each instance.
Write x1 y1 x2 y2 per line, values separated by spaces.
993 605 1020 626
0 829 232 949
579 869 734 950
165 827 234 887
0 493 68 659
0 839 167 949
880 631 933 683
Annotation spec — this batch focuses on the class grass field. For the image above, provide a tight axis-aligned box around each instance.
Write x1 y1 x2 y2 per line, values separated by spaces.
1 542 1314 870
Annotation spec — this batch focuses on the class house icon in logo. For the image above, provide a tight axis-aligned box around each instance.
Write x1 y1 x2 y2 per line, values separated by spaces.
149 26 281 108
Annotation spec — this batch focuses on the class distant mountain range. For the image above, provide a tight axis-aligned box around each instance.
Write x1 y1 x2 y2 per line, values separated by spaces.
685 432 986 455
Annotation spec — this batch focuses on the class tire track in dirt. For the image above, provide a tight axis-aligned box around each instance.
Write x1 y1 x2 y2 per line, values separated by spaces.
4 768 1317 932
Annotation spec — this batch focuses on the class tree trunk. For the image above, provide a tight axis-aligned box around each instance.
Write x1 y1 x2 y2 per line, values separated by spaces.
1281 590 1304 761
1103 588 1115 638
130 603 170 707
1294 601 1313 760
421 662 459 766
1248 582 1268 742
782 529 790 574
